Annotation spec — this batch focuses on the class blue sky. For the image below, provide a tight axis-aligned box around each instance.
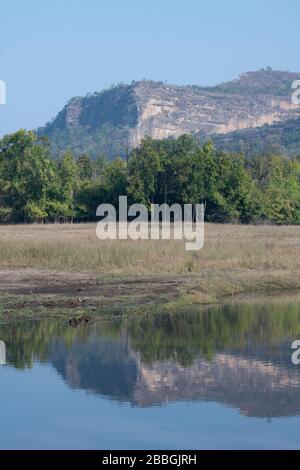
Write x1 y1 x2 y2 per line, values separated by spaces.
0 0 299 136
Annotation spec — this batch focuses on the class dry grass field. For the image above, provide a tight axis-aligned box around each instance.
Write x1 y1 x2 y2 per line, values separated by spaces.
0 222 299 273
0 223 299 307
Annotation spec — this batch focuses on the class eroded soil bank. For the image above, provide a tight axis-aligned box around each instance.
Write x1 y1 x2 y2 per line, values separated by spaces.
0 267 300 320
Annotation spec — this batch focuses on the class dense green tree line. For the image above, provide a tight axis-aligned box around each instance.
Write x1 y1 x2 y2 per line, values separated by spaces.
0 129 300 223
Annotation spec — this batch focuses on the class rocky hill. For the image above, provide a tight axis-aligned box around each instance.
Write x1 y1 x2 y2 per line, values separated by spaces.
37 69 300 158
210 115 300 158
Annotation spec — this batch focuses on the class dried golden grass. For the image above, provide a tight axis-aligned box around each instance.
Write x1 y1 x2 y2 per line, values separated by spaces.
0 223 298 277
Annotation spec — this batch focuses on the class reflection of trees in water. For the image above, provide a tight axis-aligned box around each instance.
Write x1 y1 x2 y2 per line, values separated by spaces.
0 321 87 369
1 300 300 369
125 301 300 366
0 319 133 370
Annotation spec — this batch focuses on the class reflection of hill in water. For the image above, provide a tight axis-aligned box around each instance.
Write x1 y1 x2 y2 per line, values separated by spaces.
50 334 138 402
49 333 300 418
136 353 300 417
3 297 300 418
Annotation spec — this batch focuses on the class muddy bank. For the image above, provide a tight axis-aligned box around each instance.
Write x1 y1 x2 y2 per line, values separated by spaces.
0 268 184 318
0 268 183 297
0 267 299 320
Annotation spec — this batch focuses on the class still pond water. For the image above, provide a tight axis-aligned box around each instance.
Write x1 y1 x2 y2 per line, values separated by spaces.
1 296 300 449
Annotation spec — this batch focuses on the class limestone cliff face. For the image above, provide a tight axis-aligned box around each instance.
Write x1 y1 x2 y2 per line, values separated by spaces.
38 69 300 158
129 82 299 148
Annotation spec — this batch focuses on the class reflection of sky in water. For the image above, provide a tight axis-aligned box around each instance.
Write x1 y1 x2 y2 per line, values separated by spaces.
1 299 300 449
1 364 300 450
